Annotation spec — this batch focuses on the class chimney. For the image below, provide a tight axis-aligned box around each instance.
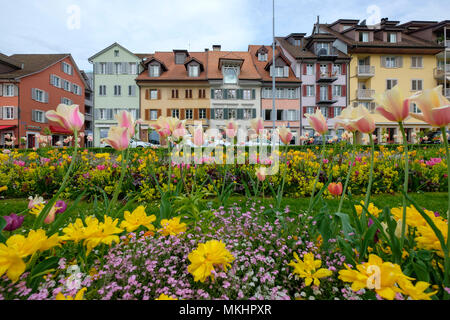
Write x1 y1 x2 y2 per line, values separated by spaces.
213 45 221 51
316 16 320 33
205 48 209 52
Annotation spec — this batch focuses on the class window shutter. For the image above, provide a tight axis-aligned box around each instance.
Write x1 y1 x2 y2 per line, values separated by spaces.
31 110 36 122
252 89 256 100
31 88 36 101
157 90 161 100
252 108 256 119
396 56 403 68
180 109 185 120
303 86 307 97
303 64 307 75
223 89 228 100
328 64 332 74
50 74 54 86
94 109 99 120
43 111 48 123
223 108 229 120
328 85 332 100
342 64 347 75
210 108 215 120
316 85 320 102
342 85 346 97
0 107 3 120
145 109 150 121
0 84 3 96
237 109 244 120
122 62 128 74
107 109 113 120
284 66 289 77
193 108 199 120
316 64 320 80
210 89 215 99
270 66 274 77
329 107 334 119
166 109 171 117
380 56 386 68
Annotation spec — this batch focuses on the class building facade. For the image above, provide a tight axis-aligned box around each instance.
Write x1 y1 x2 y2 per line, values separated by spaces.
89 43 143 146
0 53 85 148
248 45 302 144
319 18 444 143
81 70 94 147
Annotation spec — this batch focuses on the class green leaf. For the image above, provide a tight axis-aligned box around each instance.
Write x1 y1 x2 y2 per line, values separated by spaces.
412 260 431 282
30 256 59 278
334 212 356 239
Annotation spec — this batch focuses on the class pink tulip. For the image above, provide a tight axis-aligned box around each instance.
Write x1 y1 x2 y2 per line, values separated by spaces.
250 118 264 135
255 167 267 182
102 126 130 151
46 104 84 133
278 126 293 145
116 110 143 138
225 120 238 138
410 85 450 127
305 109 328 135
375 85 410 122
190 126 205 147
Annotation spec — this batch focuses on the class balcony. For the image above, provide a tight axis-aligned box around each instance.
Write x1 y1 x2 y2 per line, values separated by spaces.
437 39 450 48
317 95 338 105
434 65 450 80
317 71 338 82
357 89 375 100
356 65 375 78
444 88 450 98
315 47 339 61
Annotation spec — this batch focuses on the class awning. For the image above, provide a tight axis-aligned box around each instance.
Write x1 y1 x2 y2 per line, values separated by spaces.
0 125 15 130
50 125 73 135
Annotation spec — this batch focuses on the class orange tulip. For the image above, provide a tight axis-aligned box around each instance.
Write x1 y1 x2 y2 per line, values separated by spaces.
328 182 343 196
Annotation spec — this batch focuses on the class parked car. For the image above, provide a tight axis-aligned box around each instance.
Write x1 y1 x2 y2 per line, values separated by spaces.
420 130 450 144
101 139 155 149
305 135 340 145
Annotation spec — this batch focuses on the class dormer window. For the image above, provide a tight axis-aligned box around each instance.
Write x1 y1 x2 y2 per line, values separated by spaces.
359 32 369 42
188 65 199 77
223 67 238 84
388 33 397 43
258 53 268 61
294 39 301 46
316 43 329 55
175 53 186 64
114 50 119 57
149 65 160 77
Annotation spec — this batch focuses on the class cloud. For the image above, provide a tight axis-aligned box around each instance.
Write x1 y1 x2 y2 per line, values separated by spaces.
0 0 449 71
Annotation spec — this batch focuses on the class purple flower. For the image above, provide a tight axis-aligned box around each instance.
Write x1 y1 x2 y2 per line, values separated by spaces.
3 213 24 231
55 200 67 214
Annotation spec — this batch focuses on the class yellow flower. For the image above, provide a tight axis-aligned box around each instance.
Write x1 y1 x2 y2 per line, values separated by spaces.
188 240 235 283
56 288 87 300
29 203 45 216
415 218 448 258
338 254 414 300
391 206 443 229
354 201 382 218
158 217 187 236
397 280 437 300
0 235 29 282
0 186 7 192
61 218 88 243
288 252 332 287
120 206 156 233
155 294 178 300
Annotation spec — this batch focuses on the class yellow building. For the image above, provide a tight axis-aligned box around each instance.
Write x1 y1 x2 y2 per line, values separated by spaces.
136 50 210 143
319 18 444 143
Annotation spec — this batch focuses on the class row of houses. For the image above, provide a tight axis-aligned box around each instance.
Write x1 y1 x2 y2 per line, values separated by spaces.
0 18 449 148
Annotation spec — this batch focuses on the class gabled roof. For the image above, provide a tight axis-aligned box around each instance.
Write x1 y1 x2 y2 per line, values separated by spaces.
184 57 204 71
263 51 291 71
0 53 23 69
88 42 139 62
0 54 71 80
143 56 169 71
207 51 260 80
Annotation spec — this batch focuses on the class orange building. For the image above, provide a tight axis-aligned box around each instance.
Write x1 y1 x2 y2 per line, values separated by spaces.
0 53 86 148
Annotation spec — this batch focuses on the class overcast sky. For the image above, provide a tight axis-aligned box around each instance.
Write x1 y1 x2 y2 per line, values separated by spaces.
1 0 449 71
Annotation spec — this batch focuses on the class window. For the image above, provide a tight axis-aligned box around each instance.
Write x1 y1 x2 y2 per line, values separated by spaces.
320 86 328 101
32 89 47 103
114 50 119 57
171 109 180 119
306 64 314 75
130 63 137 75
214 109 224 120
50 75 61 88
199 89 206 98
243 89 252 100
306 107 315 115
320 107 328 117
287 88 296 99
332 64 342 75
385 57 396 68
334 107 342 116
150 110 158 120
214 89 223 99
258 53 268 61
286 110 297 121
99 109 107 120
276 88 284 99
150 90 158 100
4 84 15 96
386 79 398 90
72 84 81 95
128 85 136 96
273 67 285 77
316 43 329 55
333 85 342 97
223 67 238 84
388 33 397 43
227 89 237 99
306 85 315 97
149 65 160 77
100 63 107 74
411 56 423 68
343 25 352 31
172 89 179 99
410 101 422 113
3 106 14 119
294 39 301 46
34 110 44 123
63 80 71 92
114 85 121 96
175 54 185 65
359 32 369 42
243 109 253 120
62 62 73 75
411 79 423 91
265 109 271 120
185 89 193 99
262 88 272 99
277 110 283 121
99 85 107 96
228 108 237 119
185 109 193 119
199 109 207 119
188 65 199 77
61 97 72 105
115 63 122 74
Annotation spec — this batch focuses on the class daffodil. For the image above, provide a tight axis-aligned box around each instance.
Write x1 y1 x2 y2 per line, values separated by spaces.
56 288 87 300
188 240 235 283
155 294 178 300
398 280 437 300
158 217 187 236
120 206 156 233
288 252 332 286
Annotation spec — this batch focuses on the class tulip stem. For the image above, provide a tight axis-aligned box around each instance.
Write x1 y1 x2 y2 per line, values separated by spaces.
440 126 450 295
108 148 129 217
338 139 356 213
363 134 375 208
398 122 409 255
308 135 326 213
